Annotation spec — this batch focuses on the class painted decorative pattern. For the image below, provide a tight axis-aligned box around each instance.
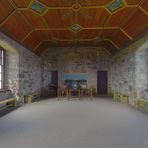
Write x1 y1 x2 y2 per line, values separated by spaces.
106 0 125 13
31 1 47 15
70 24 82 33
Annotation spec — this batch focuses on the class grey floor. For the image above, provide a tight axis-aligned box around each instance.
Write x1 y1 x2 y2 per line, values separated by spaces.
0 98 148 148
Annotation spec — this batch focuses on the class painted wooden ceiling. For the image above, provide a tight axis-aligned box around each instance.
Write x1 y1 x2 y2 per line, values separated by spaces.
0 0 147 55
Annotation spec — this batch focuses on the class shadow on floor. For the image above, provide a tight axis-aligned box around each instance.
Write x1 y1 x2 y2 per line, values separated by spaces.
131 106 148 116
0 106 20 118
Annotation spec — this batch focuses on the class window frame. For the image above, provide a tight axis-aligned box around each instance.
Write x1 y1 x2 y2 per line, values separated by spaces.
0 48 5 90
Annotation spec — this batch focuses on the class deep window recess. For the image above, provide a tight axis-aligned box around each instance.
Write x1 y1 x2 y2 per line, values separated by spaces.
0 49 4 90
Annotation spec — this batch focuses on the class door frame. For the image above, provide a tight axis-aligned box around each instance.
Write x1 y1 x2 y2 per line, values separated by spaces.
97 71 108 96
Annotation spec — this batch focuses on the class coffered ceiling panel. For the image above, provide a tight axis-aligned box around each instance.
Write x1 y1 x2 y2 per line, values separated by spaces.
21 9 47 29
77 0 111 6
100 40 119 55
12 0 31 8
23 31 42 49
0 0 147 55
123 8 148 38
126 0 142 5
105 7 136 27
76 29 102 40
51 30 75 40
141 0 148 13
77 8 109 28
36 30 52 39
44 9 75 28
111 30 132 47
59 41 77 47
23 30 52 49
1 11 32 41
35 41 56 55
0 0 14 24
77 40 99 47
38 0 75 7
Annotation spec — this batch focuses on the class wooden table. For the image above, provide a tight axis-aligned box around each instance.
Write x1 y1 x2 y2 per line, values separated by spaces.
67 89 81 100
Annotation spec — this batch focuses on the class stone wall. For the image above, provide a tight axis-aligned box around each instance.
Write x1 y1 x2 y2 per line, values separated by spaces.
18 47 41 96
41 61 52 90
5 49 19 98
0 32 41 101
0 31 147 101
110 50 136 95
42 47 111 94
135 40 148 98
110 34 148 99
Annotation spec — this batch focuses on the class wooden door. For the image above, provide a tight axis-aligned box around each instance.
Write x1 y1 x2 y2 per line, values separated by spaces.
97 71 108 95
51 71 58 86
51 71 58 97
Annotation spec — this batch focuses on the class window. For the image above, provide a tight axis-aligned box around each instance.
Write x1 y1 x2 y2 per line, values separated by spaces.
0 48 4 90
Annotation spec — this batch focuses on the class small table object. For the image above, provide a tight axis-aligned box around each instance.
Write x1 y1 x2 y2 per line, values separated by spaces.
67 89 81 100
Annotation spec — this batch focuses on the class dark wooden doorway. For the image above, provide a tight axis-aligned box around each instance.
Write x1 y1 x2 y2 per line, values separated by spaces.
97 71 108 95
51 71 58 97
51 71 58 86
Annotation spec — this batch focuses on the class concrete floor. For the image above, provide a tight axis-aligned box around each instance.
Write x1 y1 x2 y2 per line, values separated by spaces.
0 98 148 148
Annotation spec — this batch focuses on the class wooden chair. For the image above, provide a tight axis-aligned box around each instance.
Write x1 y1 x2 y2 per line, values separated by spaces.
80 89 93 100
57 88 67 100
24 91 40 103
